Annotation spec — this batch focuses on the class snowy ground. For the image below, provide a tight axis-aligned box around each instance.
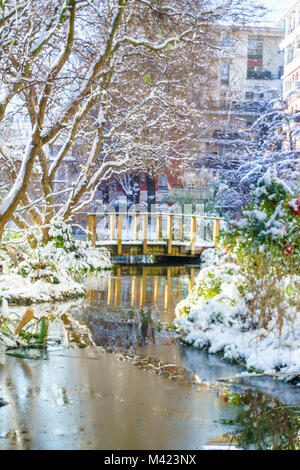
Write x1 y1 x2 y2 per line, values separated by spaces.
174 249 300 383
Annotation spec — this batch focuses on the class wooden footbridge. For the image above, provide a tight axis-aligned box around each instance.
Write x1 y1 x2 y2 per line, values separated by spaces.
86 212 221 258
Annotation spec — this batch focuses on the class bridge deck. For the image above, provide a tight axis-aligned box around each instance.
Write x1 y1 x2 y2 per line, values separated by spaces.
96 240 214 257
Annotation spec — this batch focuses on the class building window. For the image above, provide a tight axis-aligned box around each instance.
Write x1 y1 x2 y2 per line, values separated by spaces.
278 66 284 79
220 63 230 85
248 38 263 61
289 12 296 33
287 47 294 64
158 174 168 191
247 65 266 79
245 92 254 101
50 144 62 156
221 33 231 47
247 38 266 79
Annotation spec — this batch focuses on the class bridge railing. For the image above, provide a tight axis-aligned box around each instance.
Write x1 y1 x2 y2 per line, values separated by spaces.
86 212 223 255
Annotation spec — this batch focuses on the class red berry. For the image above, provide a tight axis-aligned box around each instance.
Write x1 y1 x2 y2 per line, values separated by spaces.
283 243 294 257
290 197 300 216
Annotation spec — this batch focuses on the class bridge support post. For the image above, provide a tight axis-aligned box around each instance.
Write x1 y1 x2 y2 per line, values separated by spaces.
133 214 139 241
156 214 162 240
142 214 148 254
213 218 220 247
167 214 173 255
190 216 196 255
117 214 123 255
87 214 97 247
110 214 116 241
179 216 184 241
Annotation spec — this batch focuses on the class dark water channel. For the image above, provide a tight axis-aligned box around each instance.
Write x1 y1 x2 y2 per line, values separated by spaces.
0 264 299 450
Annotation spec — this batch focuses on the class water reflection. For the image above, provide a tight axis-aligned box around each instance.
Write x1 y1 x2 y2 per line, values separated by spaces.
78 265 300 450
86 265 197 321
221 389 300 450
80 265 199 353
1 266 300 450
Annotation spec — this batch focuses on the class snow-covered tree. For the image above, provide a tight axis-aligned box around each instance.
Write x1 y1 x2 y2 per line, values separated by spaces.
0 0 267 241
214 99 300 216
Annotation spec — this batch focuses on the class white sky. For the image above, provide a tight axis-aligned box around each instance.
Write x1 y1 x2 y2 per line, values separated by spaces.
262 0 297 23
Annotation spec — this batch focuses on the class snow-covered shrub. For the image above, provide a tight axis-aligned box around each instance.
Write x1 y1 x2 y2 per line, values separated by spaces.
49 220 78 252
0 220 112 303
222 169 300 268
176 258 244 329
175 247 300 380
18 221 111 282
174 170 300 380
221 168 300 333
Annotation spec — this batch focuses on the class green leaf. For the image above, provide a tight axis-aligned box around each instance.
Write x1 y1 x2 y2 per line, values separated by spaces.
39 319 49 342
143 74 151 86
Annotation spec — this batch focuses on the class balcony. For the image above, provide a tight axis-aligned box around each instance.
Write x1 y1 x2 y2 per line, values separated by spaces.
283 51 300 79
247 70 281 80
289 114 300 129
231 100 267 113
212 129 241 140
200 100 266 115
285 80 300 99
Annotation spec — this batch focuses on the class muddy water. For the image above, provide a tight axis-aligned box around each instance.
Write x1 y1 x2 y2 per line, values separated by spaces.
0 265 299 450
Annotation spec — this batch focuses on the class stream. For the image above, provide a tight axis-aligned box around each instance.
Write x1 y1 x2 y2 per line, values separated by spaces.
0 264 299 450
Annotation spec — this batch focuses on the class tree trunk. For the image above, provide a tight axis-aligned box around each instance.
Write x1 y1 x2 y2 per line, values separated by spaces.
146 172 156 213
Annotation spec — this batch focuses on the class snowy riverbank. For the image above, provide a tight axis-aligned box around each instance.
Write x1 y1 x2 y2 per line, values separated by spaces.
0 226 112 304
174 249 300 383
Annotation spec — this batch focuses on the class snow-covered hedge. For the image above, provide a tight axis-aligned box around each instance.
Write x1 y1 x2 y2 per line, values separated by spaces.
0 220 111 304
175 249 300 381
222 169 300 267
175 171 300 382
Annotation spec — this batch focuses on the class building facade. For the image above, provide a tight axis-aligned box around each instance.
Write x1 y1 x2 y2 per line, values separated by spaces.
279 0 300 107
101 24 285 212
277 1 300 151
198 25 284 162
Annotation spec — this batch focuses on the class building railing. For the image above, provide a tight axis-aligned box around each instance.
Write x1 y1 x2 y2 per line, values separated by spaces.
247 71 282 80
202 100 268 113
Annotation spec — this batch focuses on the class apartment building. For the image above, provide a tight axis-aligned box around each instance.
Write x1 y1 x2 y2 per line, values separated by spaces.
198 24 284 162
279 0 300 108
221 25 283 103
111 24 285 211
276 0 300 152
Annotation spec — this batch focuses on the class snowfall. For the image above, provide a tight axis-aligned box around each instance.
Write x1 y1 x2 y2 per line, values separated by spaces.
174 248 300 383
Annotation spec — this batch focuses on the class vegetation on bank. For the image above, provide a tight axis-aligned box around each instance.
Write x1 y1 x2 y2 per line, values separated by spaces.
175 170 300 382
0 219 111 304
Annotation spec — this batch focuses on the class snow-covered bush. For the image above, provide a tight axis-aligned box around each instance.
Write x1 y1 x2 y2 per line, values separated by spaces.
221 169 300 333
49 220 78 252
0 220 112 303
222 169 300 268
175 170 300 381
18 224 111 282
